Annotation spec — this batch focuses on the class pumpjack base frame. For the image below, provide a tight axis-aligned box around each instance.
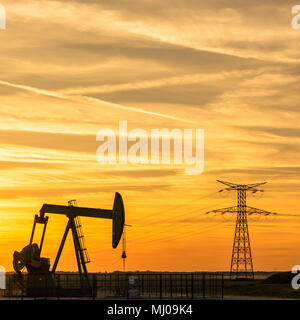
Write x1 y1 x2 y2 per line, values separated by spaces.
14 273 94 298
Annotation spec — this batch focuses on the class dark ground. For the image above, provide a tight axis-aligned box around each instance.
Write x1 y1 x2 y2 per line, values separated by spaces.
224 273 300 299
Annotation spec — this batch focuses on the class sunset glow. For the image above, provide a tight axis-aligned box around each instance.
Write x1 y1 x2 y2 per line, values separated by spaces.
0 0 300 273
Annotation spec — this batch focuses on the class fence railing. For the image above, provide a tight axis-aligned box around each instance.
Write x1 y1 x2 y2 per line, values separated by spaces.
1 272 223 299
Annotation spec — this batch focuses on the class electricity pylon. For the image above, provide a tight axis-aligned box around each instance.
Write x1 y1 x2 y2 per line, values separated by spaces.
207 180 277 280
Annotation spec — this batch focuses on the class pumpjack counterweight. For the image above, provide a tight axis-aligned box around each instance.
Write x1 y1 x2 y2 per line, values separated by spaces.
207 180 277 280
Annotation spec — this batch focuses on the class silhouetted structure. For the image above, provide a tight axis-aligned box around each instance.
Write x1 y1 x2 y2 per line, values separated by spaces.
13 192 125 297
122 227 127 272
207 180 277 279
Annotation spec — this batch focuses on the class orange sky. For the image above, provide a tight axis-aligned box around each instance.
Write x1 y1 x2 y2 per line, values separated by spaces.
0 0 300 273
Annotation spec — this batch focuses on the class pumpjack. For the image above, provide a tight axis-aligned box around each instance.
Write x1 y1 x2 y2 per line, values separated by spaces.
13 192 125 297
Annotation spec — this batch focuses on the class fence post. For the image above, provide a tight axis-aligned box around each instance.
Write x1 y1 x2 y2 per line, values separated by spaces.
109 273 111 296
221 274 224 299
186 274 188 298
92 274 97 299
191 273 194 300
180 274 183 296
57 274 60 299
104 274 106 297
160 274 162 300
170 274 172 298
126 273 129 300
202 273 206 299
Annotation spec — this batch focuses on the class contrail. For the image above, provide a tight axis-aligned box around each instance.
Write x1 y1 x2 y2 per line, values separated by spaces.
0 80 194 123
60 72 236 95
0 80 67 100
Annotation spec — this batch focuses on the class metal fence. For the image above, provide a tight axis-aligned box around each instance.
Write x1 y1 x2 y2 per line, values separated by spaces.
1 272 223 299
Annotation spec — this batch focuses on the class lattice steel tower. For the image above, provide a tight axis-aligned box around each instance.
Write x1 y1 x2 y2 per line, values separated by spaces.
207 180 277 280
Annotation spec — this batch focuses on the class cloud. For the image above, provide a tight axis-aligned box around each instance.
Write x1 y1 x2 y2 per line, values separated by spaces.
0 183 173 200
108 169 179 178
238 126 300 138
60 70 256 95
0 129 97 153
208 166 300 178
0 0 300 271
0 79 194 122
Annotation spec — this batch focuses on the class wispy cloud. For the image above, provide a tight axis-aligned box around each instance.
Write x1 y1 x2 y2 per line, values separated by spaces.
0 79 194 123
0 0 300 272
60 70 254 95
